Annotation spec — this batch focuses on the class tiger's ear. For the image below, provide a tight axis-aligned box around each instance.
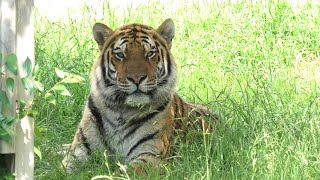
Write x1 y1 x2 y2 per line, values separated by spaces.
157 19 175 49
93 23 114 50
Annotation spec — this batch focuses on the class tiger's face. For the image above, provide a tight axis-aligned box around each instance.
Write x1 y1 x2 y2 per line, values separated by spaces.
92 19 177 107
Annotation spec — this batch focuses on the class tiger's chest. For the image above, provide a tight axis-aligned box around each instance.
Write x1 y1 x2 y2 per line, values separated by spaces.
98 104 174 162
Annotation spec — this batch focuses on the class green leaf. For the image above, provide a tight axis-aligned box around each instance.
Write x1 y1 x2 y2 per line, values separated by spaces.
34 146 42 160
0 128 12 143
62 75 85 84
0 115 16 144
27 108 39 118
0 90 10 109
0 114 5 121
34 126 46 141
6 77 14 92
5 54 18 75
55 68 66 78
44 93 56 105
17 100 26 119
33 80 44 92
21 77 34 94
52 84 71 96
3 116 16 127
33 64 40 75
23 57 33 77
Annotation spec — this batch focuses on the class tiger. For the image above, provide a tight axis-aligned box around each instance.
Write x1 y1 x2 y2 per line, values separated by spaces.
62 18 218 175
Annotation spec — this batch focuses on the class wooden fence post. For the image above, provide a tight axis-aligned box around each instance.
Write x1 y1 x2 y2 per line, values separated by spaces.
0 0 34 179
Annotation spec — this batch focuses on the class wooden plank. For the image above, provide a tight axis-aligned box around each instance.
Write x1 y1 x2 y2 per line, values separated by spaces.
0 0 34 179
15 0 35 179
0 0 17 154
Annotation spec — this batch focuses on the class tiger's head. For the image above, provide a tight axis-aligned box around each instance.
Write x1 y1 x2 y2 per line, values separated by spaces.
92 19 177 107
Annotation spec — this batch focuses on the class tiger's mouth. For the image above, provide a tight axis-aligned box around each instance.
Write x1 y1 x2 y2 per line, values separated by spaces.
125 90 151 107
130 89 147 95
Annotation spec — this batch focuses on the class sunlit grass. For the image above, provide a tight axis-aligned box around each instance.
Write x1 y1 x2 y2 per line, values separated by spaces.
34 0 320 179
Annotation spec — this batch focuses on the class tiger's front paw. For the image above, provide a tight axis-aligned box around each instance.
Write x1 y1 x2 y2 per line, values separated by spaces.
61 157 76 173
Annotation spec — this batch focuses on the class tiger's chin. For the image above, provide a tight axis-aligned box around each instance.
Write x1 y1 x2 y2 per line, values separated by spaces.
125 93 151 107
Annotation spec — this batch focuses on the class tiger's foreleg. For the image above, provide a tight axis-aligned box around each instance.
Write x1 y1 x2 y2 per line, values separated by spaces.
61 127 92 173
124 118 174 176
62 110 107 173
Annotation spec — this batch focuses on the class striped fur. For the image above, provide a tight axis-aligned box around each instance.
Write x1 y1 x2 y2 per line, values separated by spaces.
62 19 217 174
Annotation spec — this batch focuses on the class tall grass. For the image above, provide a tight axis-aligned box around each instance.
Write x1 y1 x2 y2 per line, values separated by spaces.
34 0 320 179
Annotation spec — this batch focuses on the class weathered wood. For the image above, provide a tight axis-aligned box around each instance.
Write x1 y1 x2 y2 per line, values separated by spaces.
0 0 34 179
15 0 35 178
0 0 17 155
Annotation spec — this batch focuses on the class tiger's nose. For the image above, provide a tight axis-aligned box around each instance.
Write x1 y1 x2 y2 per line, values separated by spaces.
127 75 147 85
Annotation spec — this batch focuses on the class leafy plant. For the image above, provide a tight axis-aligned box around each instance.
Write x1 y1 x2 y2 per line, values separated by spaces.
0 53 21 142
0 52 84 143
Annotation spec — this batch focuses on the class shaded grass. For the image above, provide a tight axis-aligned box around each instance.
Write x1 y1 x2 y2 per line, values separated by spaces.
34 0 320 179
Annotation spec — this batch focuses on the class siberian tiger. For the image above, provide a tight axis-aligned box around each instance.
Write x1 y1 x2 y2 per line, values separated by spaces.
62 19 217 174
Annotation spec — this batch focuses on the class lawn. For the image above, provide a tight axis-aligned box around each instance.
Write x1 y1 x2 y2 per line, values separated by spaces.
34 0 320 179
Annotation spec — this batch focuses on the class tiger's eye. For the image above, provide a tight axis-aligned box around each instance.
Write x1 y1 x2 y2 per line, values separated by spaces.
146 51 155 58
115 52 124 59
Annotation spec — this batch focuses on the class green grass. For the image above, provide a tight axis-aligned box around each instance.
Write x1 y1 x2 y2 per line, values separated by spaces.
34 0 320 179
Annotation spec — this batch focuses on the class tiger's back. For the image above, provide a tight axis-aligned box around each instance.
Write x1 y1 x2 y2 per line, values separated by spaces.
62 19 217 174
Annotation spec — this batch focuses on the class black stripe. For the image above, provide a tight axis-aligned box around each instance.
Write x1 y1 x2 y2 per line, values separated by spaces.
146 89 156 97
139 35 149 39
140 29 148 35
120 36 128 40
157 52 172 87
122 102 168 140
174 96 179 119
160 66 165 76
114 91 127 104
110 42 115 49
179 97 185 116
166 52 172 76
158 79 168 87
109 68 116 76
104 91 127 105
139 158 147 163
79 127 91 154
156 37 168 51
100 52 115 88
142 39 149 44
88 95 107 136
127 130 159 156
160 49 163 58
158 48 164 76
88 115 115 154
88 95 116 130
104 103 119 112
119 39 128 46
105 52 110 63
101 53 107 83
129 152 157 162
108 59 117 80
